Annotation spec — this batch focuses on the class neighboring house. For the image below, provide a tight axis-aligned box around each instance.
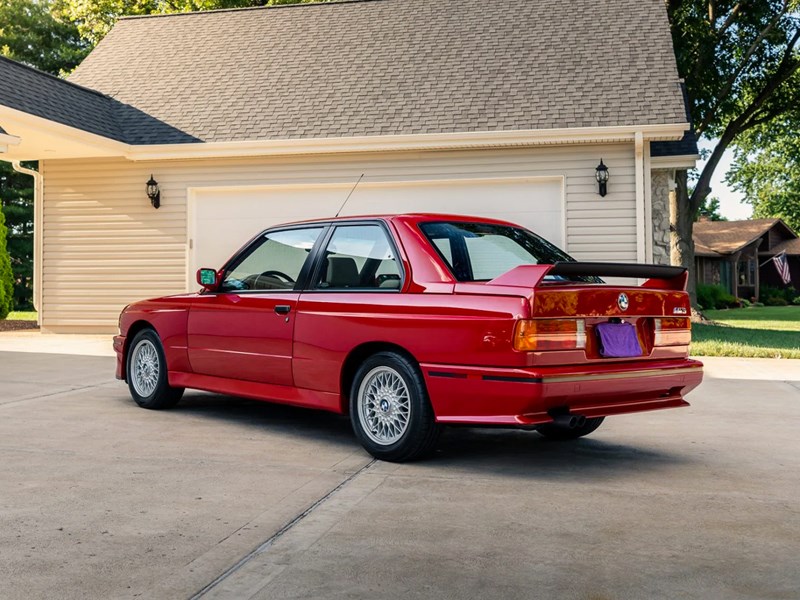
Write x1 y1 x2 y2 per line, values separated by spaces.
694 218 799 300
0 0 697 333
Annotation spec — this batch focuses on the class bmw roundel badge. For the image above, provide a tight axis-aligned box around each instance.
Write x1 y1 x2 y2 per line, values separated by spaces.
618 293 629 311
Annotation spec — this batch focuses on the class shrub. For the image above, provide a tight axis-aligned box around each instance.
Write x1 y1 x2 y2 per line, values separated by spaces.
738 298 752 308
765 296 789 306
0 211 13 319
760 284 796 305
793 296 800 306
697 283 738 310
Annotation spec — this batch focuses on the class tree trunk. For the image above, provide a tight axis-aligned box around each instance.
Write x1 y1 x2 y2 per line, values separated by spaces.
670 169 698 305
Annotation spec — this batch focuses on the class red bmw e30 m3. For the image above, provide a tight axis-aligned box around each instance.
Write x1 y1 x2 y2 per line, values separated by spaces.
114 214 703 462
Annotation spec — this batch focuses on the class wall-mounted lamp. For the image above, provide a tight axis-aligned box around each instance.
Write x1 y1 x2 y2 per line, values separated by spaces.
595 159 609 197
146 174 161 209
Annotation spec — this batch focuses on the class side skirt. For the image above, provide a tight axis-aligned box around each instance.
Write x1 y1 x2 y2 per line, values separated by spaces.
168 371 343 414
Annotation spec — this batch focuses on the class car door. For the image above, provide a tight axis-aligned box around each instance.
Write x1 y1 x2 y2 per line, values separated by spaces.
292 222 406 393
187 225 326 386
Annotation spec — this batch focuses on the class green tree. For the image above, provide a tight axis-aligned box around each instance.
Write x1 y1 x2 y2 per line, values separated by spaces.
696 196 729 221
727 114 800 232
0 168 35 309
0 0 88 74
0 210 14 319
666 0 800 302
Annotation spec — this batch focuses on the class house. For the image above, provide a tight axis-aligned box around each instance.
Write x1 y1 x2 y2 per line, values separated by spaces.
0 0 697 333
694 218 799 300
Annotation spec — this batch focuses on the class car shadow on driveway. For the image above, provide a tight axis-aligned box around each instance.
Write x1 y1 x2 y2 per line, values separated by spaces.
421 426 694 481
112 389 691 481
166 390 358 449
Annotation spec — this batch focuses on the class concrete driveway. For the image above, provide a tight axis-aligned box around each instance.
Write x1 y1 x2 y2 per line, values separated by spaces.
1 338 798 599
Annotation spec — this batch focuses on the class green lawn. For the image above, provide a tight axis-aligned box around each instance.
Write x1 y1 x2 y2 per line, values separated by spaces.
692 306 800 359
6 311 38 321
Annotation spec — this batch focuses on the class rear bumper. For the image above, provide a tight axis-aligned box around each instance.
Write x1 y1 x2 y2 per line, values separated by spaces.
421 359 703 426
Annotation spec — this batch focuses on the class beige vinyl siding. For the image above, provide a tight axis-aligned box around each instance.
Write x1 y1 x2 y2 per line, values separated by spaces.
41 144 636 332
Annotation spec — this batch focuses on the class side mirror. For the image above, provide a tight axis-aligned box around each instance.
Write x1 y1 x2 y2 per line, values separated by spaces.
197 268 220 292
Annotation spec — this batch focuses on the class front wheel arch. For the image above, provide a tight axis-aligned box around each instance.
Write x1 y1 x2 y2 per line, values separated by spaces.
126 328 184 409
122 320 159 381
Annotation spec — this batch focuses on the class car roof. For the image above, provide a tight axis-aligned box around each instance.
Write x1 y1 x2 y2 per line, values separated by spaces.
276 213 519 228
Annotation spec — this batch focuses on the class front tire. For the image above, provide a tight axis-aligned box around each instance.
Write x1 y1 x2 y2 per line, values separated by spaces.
126 329 184 409
350 352 440 462
536 416 605 440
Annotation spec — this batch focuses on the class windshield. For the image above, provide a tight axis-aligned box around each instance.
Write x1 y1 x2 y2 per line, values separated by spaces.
419 221 600 283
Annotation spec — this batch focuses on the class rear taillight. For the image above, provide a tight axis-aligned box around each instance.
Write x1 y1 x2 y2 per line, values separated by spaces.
654 317 691 346
514 319 586 351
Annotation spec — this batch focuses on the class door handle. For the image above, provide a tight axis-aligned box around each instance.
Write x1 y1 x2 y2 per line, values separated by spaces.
274 305 292 315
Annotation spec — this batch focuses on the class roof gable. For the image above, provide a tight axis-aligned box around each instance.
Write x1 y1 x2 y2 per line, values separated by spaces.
62 0 688 145
693 219 797 255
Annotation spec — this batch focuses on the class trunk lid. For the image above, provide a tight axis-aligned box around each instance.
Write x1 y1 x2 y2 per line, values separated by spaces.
458 262 693 364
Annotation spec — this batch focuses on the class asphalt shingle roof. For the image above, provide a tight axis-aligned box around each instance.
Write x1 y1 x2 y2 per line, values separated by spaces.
0 56 199 144
0 56 122 142
693 219 792 256
66 0 687 144
651 130 699 157
1 0 689 146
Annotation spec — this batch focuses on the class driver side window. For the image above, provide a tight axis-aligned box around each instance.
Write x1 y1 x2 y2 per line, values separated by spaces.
222 227 323 292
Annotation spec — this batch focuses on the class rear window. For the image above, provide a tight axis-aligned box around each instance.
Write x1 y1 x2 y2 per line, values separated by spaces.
419 221 598 283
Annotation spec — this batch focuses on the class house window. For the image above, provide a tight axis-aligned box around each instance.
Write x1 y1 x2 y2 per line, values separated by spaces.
720 261 732 292
738 259 755 286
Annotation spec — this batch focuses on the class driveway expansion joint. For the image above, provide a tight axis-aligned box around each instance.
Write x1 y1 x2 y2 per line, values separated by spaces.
0 381 113 407
189 458 377 600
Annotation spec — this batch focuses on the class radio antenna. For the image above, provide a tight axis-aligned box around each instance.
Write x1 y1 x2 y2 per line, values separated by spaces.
335 173 364 218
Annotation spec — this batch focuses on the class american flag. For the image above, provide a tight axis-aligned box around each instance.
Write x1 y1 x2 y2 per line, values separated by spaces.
773 251 791 285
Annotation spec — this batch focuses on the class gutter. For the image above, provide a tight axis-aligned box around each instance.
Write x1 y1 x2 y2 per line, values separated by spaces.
125 123 693 162
9 161 42 326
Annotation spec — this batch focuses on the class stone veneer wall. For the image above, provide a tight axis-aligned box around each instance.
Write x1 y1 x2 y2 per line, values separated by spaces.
651 169 672 265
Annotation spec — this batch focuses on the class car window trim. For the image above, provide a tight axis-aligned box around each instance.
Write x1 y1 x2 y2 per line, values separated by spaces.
305 220 406 293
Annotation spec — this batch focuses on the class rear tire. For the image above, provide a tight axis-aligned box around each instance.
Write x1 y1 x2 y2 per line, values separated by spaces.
350 352 441 462
126 329 184 409
536 416 605 440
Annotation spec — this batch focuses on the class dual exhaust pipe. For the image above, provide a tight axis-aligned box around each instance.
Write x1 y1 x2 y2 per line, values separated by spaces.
549 413 586 429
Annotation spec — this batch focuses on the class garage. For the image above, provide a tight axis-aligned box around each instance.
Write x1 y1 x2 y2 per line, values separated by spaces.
188 176 565 285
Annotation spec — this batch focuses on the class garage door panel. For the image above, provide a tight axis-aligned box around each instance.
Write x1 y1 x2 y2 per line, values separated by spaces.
343 179 563 244
189 178 564 287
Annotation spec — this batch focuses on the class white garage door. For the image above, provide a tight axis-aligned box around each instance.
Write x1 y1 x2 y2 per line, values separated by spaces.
188 176 564 286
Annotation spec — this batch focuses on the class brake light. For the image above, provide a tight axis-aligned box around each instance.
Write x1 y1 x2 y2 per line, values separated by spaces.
654 317 691 346
514 319 586 351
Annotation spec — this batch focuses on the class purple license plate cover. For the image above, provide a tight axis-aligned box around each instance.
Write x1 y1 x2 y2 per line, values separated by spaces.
595 322 643 358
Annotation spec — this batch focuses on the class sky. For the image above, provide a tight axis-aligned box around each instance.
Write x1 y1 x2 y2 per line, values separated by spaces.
696 138 752 221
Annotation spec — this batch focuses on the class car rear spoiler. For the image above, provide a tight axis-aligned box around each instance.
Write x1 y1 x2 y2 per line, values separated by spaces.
488 262 689 291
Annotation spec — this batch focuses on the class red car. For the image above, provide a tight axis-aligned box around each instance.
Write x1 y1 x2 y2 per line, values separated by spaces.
114 214 702 462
